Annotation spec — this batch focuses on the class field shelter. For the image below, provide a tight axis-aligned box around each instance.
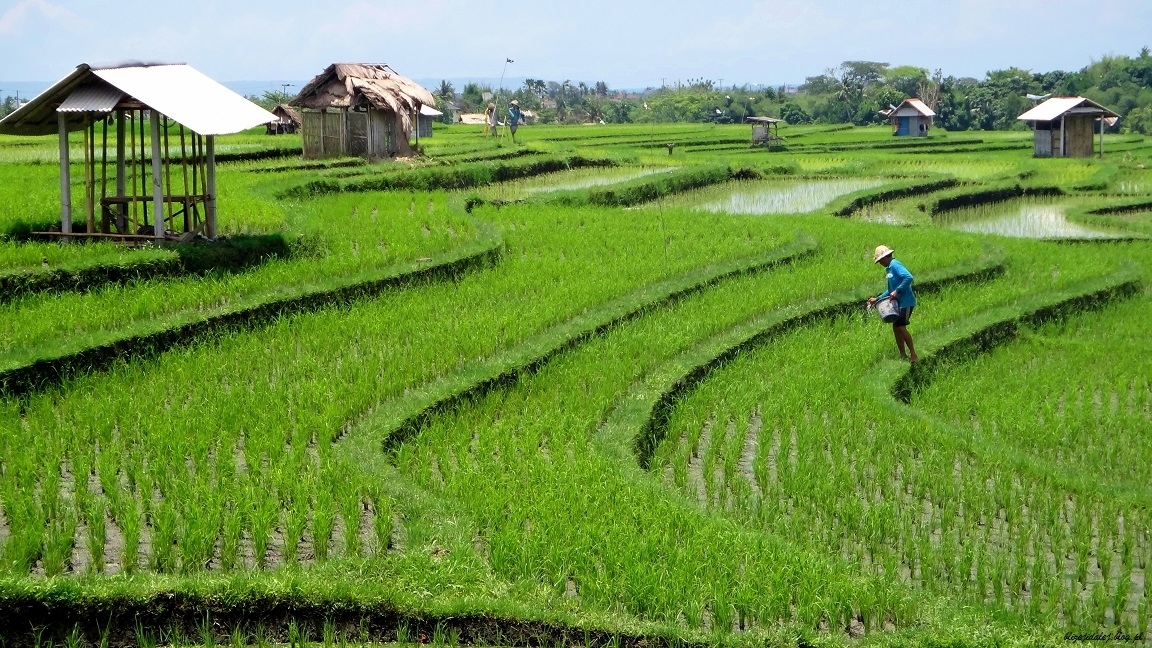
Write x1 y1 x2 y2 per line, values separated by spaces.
883 98 935 137
747 116 785 148
416 104 443 139
292 64 435 159
0 62 275 241
267 104 302 135
1017 96 1120 158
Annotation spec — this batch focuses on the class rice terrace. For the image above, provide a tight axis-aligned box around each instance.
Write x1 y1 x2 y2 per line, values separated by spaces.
2 75 1152 647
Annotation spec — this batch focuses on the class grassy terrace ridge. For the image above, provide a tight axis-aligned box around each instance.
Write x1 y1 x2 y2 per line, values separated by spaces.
596 250 1006 470
1 121 1151 646
338 232 816 459
0 225 502 397
865 265 1148 505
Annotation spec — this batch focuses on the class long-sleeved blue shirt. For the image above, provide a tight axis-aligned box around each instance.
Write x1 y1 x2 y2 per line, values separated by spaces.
877 258 916 308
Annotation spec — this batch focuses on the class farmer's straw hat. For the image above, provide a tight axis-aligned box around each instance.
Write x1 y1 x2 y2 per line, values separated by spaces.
510 99 519 105
873 245 895 263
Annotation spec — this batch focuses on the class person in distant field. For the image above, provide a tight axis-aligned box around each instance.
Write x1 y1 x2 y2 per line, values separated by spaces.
507 100 523 143
484 103 498 137
866 245 918 363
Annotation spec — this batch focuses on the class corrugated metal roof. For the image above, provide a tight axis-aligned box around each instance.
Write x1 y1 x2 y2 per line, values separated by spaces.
93 65 275 135
57 83 125 113
419 105 443 116
0 62 275 136
1018 96 1119 122
894 98 935 117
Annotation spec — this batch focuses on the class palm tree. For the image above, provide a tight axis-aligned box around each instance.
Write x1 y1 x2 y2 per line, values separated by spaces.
437 80 455 104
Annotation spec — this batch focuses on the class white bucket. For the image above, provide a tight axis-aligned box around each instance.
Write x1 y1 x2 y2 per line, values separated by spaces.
876 298 900 323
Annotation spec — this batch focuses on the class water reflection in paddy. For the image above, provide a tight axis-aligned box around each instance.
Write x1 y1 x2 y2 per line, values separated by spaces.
935 202 1124 239
653 178 887 215
480 167 673 200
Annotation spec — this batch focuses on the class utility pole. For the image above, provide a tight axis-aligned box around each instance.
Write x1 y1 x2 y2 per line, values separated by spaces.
498 58 513 137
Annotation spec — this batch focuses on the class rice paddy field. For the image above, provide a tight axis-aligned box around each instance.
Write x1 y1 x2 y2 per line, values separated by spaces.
1 121 1151 647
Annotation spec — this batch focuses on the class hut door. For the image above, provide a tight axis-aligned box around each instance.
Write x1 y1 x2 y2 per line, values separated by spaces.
347 112 369 157
897 117 910 136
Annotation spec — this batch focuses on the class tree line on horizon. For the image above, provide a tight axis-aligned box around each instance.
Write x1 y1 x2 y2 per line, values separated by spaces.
5 49 1149 135
431 47 1152 134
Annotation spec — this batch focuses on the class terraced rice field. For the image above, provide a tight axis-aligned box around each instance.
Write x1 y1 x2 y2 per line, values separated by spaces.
1 121 1151 647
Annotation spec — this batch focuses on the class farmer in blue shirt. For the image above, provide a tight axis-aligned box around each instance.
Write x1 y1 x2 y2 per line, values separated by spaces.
507 100 523 143
867 245 918 363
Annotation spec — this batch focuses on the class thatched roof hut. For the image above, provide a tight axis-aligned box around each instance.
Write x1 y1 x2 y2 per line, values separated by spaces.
267 104 301 134
291 63 435 158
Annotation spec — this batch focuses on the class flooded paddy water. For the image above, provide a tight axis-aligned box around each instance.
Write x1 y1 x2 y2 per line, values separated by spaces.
648 178 888 215
934 198 1128 239
478 167 674 200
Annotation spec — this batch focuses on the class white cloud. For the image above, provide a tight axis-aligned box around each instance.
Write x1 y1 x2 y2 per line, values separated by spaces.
0 0 85 35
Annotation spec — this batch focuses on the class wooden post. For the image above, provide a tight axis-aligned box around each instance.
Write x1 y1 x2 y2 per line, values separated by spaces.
366 104 373 158
1099 116 1105 158
339 111 347 156
116 110 127 233
319 111 325 156
100 115 108 232
206 134 217 239
150 110 165 238
1060 114 1066 158
163 118 175 230
139 110 148 227
58 113 72 235
84 119 94 234
179 125 192 229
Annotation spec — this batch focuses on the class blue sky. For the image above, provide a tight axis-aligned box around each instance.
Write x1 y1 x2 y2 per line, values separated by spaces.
1 0 1149 92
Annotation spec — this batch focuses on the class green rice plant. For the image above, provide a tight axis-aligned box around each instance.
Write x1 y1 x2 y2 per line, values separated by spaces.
0 122 1147 646
198 613 217 648
312 489 336 562
249 497 277 569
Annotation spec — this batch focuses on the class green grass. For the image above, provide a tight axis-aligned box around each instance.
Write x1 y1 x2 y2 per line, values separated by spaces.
0 121 1149 647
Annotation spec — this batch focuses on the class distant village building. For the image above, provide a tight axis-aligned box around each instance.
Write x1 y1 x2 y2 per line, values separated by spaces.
0 61 274 240
1017 97 1119 158
457 113 488 125
440 101 460 123
267 104 301 135
415 104 443 138
291 63 435 159
882 98 935 137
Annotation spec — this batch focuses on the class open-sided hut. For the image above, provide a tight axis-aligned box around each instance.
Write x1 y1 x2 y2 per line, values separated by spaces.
1017 97 1119 158
0 62 275 240
292 63 435 159
267 104 301 134
883 98 935 137
747 116 784 148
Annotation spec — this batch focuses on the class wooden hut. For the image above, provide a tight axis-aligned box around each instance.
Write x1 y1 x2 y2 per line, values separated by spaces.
416 104 442 138
0 62 275 240
267 104 301 134
747 116 784 148
1017 97 1119 158
883 98 935 137
291 63 435 159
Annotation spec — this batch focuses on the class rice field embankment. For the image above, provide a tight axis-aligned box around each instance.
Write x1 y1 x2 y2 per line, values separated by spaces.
0 122 1150 646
